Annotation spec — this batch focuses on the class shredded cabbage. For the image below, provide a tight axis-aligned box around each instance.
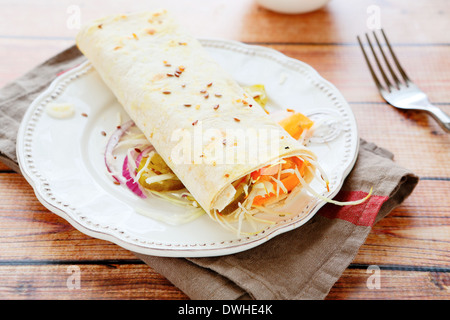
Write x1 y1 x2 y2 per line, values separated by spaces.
271 175 287 194
134 151 153 183
145 173 177 185
115 138 150 151
293 166 372 206
252 205 291 217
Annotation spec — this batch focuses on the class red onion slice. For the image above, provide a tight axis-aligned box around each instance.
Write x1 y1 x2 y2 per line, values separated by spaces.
135 145 155 168
104 120 135 183
122 154 147 199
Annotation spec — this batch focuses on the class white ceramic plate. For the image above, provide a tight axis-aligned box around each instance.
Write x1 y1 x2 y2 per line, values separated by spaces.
17 39 358 257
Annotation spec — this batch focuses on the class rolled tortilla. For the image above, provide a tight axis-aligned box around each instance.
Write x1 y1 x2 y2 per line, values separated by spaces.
76 10 318 222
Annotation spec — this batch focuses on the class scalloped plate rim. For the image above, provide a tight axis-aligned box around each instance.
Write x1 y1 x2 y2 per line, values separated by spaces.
16 38 359 257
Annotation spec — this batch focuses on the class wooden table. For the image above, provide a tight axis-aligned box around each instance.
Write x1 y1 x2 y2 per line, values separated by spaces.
0 0 449 300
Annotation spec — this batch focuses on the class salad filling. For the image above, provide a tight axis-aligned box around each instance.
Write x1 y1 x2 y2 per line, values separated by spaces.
104 85 370 234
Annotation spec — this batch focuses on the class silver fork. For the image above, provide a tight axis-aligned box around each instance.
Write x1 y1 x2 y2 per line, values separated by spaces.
357 29 450 132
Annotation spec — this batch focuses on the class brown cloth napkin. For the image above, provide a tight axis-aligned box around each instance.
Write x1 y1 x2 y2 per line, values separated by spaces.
0 45 419 300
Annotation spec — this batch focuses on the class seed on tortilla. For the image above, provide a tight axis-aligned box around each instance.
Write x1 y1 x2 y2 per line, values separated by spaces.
207 82 213 87
224 174 230 178
234 118 241 122
97 24 103 29
192 120 198 126
213 104 220 110
162 91 171 94
101 131 106 136
167 73 174 77
184 104 192 107
175 67 184 76
204 93 209 99
200 90 207 94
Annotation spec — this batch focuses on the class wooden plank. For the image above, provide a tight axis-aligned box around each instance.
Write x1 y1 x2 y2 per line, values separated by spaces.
268 44 450 104
0 0 449 44
1 174 448 268
350 103 450 177
353 180 450 268
1 42 448 177
0 39 73 87
0 173 137 261
2 40 449 104
0 264 188 299
262 45 450 177
0 162 12 172
0 264 447 299
327 268 450 299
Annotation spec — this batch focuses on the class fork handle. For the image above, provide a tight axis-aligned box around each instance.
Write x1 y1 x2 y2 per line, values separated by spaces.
423 104 450 132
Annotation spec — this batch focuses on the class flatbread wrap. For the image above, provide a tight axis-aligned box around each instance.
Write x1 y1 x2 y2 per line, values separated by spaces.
76 10 338 233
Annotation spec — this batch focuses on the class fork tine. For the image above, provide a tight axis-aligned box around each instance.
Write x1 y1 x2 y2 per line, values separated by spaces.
381 28 410 83
357 35 384 92
372 30 401 89
365 33 393 91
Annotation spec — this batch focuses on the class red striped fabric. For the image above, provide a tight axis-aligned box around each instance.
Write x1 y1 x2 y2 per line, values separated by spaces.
56 63 81 76
319 191 389 227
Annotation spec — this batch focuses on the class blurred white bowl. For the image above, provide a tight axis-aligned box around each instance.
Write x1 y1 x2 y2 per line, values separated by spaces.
255 0 331 14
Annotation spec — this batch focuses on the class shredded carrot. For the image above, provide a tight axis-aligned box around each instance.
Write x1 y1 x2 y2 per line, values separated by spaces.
249 155 313 207
252 192 276 206
248 110 315 207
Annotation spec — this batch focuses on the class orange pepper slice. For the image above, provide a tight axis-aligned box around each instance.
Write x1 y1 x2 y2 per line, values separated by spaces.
278 112 314 140
252 192 276 206
280 174 299 192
